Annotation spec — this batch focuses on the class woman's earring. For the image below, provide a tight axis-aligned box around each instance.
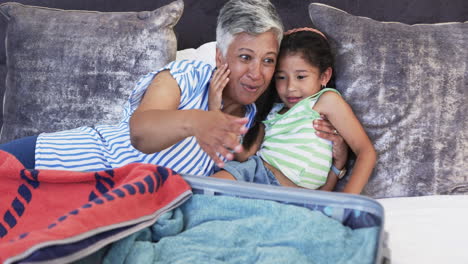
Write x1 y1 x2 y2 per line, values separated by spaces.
321 84 326 89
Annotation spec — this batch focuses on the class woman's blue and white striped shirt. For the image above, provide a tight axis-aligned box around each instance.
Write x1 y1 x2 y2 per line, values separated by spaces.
35 60 257 175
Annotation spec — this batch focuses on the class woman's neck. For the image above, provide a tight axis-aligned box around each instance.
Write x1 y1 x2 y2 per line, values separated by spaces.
222 99 245 117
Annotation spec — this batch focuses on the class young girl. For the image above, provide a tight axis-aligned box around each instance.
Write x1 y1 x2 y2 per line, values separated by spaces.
211 28 376 194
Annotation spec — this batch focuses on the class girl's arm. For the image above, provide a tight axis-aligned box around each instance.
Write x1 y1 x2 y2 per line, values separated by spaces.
235 123 265 162
314 91 377 194
318 171 339 191
129 70 248 167
313 117 349 172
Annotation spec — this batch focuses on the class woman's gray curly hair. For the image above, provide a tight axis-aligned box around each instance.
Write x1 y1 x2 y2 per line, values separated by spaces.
216 0 284 56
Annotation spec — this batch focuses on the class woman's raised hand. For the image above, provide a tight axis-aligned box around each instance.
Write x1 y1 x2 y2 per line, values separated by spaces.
205 63 245 167
191 110 248 168
209 64 230 111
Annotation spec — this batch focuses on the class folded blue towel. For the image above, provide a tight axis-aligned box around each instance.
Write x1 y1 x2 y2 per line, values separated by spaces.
103 194 378 264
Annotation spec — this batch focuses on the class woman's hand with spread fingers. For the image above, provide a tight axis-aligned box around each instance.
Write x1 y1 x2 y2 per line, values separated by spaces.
209 64 230 111
190 110 248 168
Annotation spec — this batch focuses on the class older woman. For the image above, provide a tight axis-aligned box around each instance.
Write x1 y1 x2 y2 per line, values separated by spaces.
1 0 347 179
130 0 283 174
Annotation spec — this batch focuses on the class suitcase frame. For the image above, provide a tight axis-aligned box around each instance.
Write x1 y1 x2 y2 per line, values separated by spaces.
183 175 390 264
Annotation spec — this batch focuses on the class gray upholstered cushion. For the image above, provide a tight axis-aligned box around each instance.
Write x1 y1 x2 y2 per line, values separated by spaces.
309 3 467 198
0 0 183 143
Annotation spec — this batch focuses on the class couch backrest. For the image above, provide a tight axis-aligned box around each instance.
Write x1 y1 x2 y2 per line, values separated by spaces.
0 0 467 131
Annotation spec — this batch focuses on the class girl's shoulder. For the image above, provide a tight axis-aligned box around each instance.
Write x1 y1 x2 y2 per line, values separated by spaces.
308 88 342 106
312 88 341 100
312 88 346 113
314 88 343 102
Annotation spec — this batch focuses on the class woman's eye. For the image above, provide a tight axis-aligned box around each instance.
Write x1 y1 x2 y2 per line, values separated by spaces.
263 58 276 64
239 54 251 61
275 75 285 80
297 75 307 80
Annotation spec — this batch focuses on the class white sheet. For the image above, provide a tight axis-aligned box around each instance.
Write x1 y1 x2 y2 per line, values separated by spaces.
377 195 468 264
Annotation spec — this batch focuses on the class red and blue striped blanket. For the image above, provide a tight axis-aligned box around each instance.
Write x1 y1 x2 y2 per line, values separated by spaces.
0 150 192 263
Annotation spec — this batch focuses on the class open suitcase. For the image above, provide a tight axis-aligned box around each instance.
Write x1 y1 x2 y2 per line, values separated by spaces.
0 158 390 264
183 174 391 264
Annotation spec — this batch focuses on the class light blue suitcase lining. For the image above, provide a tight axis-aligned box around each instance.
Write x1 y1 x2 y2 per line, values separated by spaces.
182 174 389 264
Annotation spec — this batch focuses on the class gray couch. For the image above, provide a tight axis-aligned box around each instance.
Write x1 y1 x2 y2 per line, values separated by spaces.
0 0 466 198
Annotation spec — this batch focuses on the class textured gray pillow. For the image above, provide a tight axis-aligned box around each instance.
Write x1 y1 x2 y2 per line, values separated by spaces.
309 3 467 198
0 0 183 143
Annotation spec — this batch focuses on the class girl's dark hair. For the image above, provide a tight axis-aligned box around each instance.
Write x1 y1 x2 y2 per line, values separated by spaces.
279 30 335 85
243 30 335 150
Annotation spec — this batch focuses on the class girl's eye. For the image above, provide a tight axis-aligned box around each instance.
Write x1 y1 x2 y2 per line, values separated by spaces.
275 75 285 80
297 75 307 80
239 54 251 61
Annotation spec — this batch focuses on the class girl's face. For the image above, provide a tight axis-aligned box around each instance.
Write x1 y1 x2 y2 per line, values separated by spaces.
275 53 331 109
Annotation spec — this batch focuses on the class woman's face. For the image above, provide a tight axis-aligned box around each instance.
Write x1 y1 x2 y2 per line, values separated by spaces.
216 31 279 107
